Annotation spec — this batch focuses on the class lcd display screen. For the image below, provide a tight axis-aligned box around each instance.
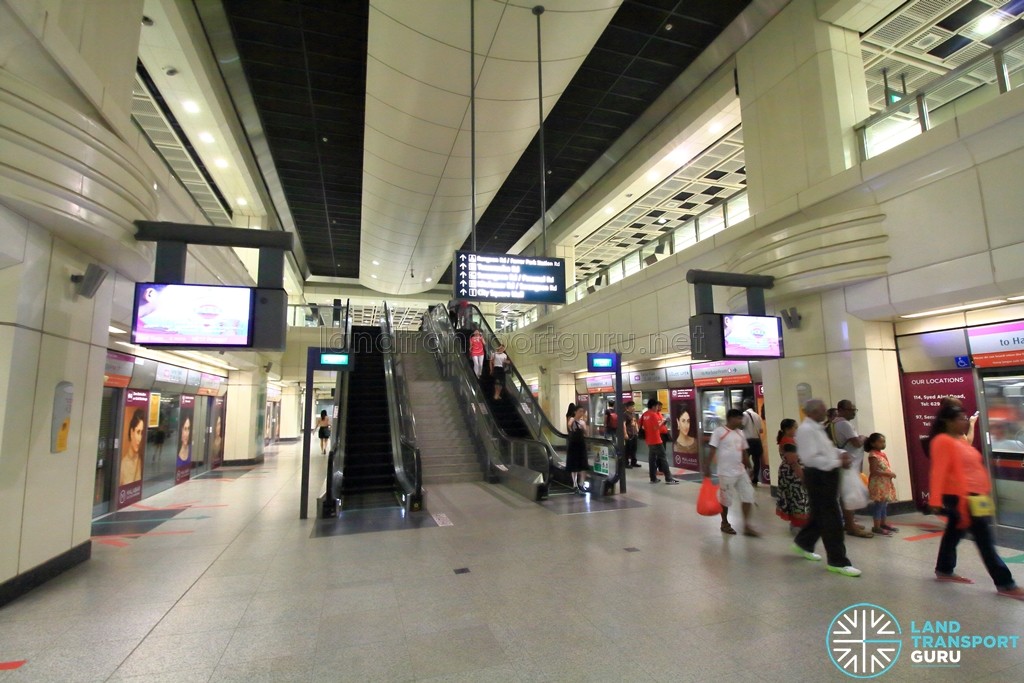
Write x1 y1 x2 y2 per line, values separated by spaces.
722 315 783 358
131 283 254 347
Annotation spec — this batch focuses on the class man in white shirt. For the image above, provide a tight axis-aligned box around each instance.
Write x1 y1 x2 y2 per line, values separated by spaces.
741 398 764 486
705 409 759 537
831 399 872 537
792 399 861 577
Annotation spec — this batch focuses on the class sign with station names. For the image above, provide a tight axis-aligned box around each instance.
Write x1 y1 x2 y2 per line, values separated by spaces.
454 251 566 305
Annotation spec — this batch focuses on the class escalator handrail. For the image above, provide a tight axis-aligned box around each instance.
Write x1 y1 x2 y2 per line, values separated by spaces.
327 299 353 503
382 302 422 500
458 303 619 484
424 305 551 479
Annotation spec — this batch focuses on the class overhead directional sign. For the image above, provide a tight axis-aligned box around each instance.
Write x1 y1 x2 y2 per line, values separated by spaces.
454 250 566 304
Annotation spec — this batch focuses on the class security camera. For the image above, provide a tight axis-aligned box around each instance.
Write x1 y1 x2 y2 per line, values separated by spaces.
70 263 108 299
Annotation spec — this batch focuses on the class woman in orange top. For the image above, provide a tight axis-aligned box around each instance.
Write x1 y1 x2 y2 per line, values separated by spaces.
928 403 1024 598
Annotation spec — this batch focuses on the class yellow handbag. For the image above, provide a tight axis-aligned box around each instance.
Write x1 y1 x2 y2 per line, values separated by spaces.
967 494 995 517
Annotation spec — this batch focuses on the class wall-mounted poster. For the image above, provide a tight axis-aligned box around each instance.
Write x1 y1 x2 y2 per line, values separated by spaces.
117 389 149 509
176 395 195 484
670 388 698 471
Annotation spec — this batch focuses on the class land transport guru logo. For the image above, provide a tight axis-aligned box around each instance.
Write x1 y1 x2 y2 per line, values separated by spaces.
827 602 1021 678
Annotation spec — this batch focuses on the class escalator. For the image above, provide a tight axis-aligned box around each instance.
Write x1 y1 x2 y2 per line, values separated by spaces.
434 303 623 498
339 326 396 508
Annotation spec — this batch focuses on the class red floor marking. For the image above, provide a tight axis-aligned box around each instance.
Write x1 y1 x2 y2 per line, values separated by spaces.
903 531 944 542
92 537 130 547
116 530 195 538
0 660 27 670
131 501 200 510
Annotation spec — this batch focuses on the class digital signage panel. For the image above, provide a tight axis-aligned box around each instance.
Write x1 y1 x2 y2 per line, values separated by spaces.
131 283 254 347
454 251 566 305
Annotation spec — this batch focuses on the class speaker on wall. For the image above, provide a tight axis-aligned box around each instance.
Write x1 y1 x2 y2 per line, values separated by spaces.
70 263 109 299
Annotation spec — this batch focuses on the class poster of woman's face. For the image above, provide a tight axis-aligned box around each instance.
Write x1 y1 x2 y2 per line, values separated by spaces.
120 408 146 485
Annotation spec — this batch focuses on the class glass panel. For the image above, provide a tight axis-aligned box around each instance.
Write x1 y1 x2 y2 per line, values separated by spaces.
981 374 1024 529
726 193 749 226
623 252 641 277
673 221 697 252
697 206 725 240
863 108 922 158
607 260 624 284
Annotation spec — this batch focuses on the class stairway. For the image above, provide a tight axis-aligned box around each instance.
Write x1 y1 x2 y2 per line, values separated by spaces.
399 331 482 485
341 327 395 495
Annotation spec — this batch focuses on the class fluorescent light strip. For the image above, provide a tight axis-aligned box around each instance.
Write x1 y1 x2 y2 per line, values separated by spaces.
900 299 1007 319
108 325 127 334
1008 295 1024 301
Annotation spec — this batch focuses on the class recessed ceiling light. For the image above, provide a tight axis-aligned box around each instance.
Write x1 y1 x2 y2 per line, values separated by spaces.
182 100 200 114
141 15 154 26
668 145 688 163
236 197 247 206
152 183 158 190
372 260 380 266
108 325 127 334
604 206 614 215
214 158 228 168
709 122 724 134
371 274 378 279
647 170 660 182
198 132 215 144
656 218 668 224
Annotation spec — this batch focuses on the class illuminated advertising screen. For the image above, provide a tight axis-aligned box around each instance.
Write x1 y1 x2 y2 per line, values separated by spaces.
131 283 254 347
722 315 783 358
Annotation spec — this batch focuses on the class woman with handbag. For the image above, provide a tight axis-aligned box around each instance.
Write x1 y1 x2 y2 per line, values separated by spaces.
928 402 1024 598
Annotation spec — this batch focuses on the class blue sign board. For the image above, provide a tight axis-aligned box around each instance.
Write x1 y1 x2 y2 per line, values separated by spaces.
454 250 566 305
587 352 618 372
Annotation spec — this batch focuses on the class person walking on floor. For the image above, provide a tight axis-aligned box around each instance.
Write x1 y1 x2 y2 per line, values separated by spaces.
705 408 760 536
639 399 679 485
927 402 1024 598
622 401 640 468
831 399 873 538
741 398 764 486
792 399 861 577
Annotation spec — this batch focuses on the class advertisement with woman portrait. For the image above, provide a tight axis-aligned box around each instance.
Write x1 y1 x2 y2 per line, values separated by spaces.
670 388 699 470
117 389 149 509
175 395 195 484
210 396 227 468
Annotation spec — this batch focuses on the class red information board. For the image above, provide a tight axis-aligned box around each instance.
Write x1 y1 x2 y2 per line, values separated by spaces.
900 370 978 510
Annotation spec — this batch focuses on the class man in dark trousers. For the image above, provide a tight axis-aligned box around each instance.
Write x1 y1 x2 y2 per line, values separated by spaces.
792 399 861 577
622 401 640 468
639 399 679 485
741 398 763 486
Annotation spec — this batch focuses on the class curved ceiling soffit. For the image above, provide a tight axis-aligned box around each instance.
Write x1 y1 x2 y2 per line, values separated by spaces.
360 0 621 295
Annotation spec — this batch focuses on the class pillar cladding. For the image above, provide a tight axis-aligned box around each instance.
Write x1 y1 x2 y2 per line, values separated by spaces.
224 370 268 465
737 0 870 214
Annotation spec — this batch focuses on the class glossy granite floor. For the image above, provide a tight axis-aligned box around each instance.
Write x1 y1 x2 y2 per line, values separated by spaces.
3 442 1024 682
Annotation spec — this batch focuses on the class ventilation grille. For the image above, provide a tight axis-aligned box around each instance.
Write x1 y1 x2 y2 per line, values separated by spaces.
130 74 233 228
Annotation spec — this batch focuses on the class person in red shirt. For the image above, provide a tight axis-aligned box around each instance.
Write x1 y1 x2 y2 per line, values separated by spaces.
639 399 679 485
928 402 1024 599
468 329 486 378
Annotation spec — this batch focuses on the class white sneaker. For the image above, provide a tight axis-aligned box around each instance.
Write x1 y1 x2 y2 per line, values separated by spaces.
827 565 862 577
791 544 821 561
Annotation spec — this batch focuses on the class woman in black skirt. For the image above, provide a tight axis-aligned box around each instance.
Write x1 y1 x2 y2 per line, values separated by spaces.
566 406 590 495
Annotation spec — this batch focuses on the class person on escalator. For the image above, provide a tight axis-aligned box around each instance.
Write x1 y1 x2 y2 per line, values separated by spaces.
490 343 510 400
566 406 590 495
469 328 486 378
640 399 679 485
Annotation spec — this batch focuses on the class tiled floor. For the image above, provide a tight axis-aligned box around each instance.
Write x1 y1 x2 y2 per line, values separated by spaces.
3 442 1024 681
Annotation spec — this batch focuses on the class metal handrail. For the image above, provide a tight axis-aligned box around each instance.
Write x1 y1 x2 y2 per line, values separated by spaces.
382 302 423 510
457 303 619 488
855 27 1024 158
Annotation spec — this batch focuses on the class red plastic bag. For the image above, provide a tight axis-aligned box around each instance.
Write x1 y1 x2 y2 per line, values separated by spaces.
697 477 723 516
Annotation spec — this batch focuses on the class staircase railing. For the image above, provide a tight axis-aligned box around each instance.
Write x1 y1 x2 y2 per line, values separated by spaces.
382 302 423 511
424 304 550 500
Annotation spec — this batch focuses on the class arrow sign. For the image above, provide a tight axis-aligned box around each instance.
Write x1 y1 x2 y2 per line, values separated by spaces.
459 288 467 295
459 254 466 260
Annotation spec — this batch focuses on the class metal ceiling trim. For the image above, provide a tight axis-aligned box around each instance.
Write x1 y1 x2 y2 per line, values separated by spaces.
190 0 311 280
507 0 792 257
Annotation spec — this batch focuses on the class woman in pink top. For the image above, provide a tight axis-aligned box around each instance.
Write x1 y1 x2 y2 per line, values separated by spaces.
469 329 486 378
928 402 1024 598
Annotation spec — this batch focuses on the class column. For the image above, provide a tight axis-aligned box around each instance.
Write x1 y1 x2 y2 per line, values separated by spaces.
224 369 268 465
737 0 870 214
